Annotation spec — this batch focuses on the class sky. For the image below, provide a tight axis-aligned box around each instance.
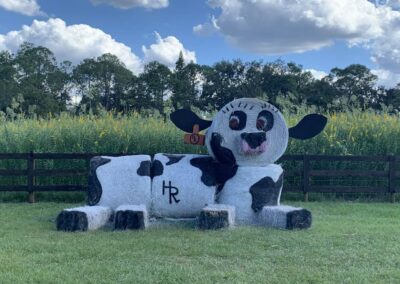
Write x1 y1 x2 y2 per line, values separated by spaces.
0 0 400 87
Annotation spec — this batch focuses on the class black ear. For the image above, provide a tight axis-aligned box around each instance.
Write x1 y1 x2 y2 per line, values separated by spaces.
170 109 212 133
289 114 327 140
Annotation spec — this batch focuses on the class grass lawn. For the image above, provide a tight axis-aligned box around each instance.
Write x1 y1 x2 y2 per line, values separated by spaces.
0 202 399 283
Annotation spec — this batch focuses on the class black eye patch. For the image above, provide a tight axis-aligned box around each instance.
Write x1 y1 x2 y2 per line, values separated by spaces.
256 110 274 132
229 111 247 131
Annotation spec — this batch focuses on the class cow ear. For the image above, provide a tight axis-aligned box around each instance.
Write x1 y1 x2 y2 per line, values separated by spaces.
289 114 327 140
170 109 212 133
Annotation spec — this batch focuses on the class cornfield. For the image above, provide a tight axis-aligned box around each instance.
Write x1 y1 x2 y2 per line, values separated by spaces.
0 111 397 155
0 110 399 202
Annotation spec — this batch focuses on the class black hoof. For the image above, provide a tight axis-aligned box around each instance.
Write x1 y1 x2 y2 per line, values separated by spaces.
56 210 88 232
199 210 231 230
114 210 146 230
286 209 312 230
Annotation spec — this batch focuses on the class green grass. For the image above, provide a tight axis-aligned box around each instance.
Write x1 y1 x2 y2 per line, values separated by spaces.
0 202 399 283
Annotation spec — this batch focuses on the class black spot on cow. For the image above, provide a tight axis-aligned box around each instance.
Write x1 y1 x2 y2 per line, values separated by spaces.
56 210 88 232
137 160 151 177
163 154 185 165
215 163 238 191
87 156 111 206
190 156 237 188
210 132 236 165
249 173 283 212
151 160 164 178
190 157 217 186
137 159 164 178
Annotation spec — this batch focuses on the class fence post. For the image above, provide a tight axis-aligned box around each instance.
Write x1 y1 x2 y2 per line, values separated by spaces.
389 155 396 203
303 155 310 202
27 151 35 203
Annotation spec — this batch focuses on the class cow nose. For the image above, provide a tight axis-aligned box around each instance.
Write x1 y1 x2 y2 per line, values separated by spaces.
240 132 266 149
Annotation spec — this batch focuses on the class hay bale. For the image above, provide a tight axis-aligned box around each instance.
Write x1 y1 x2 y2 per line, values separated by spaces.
56 206 112 232
218 165 283 225
199 204 235 230
261 205 312 230
92 155 152 210
151 153 217 218
114 204 148 230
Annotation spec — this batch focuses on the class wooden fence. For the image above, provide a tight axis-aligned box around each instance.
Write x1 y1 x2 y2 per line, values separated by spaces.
280 155 397 203
0 152 397 203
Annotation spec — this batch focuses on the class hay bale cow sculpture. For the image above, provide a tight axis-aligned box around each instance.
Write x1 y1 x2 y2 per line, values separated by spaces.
56 98 327 231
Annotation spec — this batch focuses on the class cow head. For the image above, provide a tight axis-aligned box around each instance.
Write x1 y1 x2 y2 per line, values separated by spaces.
171 98 327 167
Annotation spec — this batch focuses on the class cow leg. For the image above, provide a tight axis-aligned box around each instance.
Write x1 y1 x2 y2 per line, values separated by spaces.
198 204 236 230
114 204 149 230
56 206 112 232
260 205 312 230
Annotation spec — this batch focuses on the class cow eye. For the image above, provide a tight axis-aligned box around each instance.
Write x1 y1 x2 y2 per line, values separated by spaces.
229 116 239 129
257 110 274 132
229 111 246 131
256 117 266 130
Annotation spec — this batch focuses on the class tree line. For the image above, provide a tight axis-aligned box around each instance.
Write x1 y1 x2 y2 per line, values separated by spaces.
1 42 400 118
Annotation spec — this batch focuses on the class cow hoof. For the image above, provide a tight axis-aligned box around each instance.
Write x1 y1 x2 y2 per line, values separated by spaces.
56 210 88 232
199 204 235 230
287 209 312 230
261 205 312 230
114 205 148 230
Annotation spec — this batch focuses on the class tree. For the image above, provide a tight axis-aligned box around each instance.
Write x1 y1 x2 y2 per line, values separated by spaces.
243 61 264 98
137 61 171 116
200 60 247 110
382 84 400 111
0 50 18 111
14 42 70 115
0 42 397 116
170 52 201 110
327 64 378 109
73 54 134 112
303 78 340 111
72 58 98 111
260 60 313 107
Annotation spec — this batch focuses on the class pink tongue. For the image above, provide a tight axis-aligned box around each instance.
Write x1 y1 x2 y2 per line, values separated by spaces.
241 140 267 155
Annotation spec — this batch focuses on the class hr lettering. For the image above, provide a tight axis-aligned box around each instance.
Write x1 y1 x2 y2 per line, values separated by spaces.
162 180 180 204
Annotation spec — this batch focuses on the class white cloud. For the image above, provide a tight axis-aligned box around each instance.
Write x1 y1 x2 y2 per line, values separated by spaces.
142 32 196 69
0 0 44 16
193 16 219 36
366 12 400 73
90 0 168 9
0 18 142 73
197 0 385 54
0 19 196 75
372 69 400 87
306 69 328 80
196 0 400 90
364 4 400 84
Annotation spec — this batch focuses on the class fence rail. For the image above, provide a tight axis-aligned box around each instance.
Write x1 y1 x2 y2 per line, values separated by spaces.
280 155 397 202
0 152 398 203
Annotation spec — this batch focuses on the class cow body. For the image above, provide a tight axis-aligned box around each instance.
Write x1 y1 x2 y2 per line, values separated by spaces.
218 165 283 225
151 153 217 218
83 154 282 223
88 155 152 210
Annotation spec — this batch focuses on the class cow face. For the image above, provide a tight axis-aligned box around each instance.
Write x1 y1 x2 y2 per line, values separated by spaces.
171 98 327 167
205 98 288 167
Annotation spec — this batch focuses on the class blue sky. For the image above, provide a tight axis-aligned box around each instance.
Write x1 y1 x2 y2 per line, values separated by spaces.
0 0 399 86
